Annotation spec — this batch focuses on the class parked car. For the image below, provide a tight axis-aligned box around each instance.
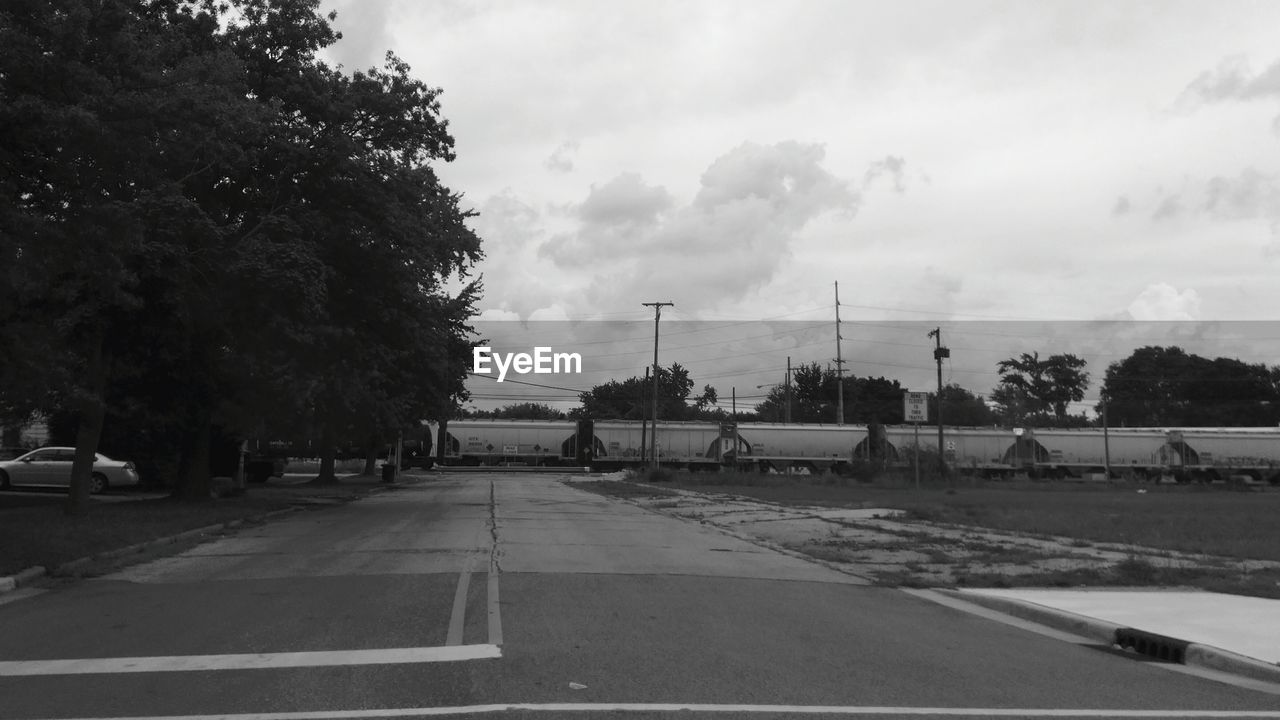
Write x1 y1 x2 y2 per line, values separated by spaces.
0 447 140 493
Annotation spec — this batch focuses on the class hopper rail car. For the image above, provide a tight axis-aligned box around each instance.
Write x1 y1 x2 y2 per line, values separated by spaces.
431 419 1280 484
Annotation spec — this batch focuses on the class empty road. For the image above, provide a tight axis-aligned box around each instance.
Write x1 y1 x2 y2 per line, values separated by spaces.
2 472 1278 719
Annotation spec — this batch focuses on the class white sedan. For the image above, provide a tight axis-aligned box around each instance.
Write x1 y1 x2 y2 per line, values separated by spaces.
0 447 140 493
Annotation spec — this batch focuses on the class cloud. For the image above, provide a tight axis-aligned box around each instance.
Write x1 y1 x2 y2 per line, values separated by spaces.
544 140 580 173
540 141 858 313
1178 55 1280 134
467 191 578 318
578 172 672 227
1204 167 1280 222
1126 169 1280 253
1152 194 1182 221
540 142 858 308
478 308 521 321
1111 196 1130 216
864 155 907 193
1126 283 1202 321
326 0 396 71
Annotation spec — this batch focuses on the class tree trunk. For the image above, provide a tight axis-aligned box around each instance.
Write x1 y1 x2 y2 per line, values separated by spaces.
65 329 107 516
361 432 379 476
311 422 338 484
173 411 213 501
435 418 448 464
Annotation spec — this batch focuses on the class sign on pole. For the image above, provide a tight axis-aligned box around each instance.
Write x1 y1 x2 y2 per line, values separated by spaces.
904 391 929 423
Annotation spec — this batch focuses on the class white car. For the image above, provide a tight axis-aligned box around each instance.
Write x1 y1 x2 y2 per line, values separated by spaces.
0 447 140 493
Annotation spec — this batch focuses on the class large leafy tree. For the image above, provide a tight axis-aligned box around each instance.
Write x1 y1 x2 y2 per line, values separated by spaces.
937 384 997 426
215 1 481 485
1 0 482 505
754 363 911 424
995 352 1089 424
0 0 258 510
1101 346 1280 427
575 363 714 420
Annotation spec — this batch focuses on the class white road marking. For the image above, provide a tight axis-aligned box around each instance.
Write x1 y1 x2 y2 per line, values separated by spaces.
24 705 1280 719
0 644 501 676
446 557 475 646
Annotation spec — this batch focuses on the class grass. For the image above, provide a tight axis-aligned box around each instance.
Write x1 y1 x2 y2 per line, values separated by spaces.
0 473 405 577
573 479 680 500
949 560 1280 599
641 470 1280 562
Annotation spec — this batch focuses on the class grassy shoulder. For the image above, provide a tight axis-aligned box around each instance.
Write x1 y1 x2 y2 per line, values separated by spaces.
0 474 401 577
626 468 1280 562
585 468 1280 598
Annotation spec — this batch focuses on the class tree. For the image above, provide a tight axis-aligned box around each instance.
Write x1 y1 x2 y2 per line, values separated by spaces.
753 363 913 424
0 0 482 504
937 384 997 426
1101 346 1280 427
482 403 568 420
995 352 1089 424
1 0 260 511
576 363 711 420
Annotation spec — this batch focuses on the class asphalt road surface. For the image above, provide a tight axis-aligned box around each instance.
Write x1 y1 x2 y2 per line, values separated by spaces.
2 472 1279 720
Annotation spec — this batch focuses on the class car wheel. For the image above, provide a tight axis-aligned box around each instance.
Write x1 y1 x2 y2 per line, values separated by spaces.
0 470 9 490
89 473 108 494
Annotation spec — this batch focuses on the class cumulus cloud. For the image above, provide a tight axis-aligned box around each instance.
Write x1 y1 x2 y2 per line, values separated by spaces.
468 191 575 318
540 142 858 313
544 140 580 173
1178 55 1280 134
863 155 907 193
551 141 857 312
1126 283 1202 321
578 172 672 227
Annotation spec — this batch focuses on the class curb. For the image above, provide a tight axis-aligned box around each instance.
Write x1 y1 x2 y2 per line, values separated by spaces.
935 588 1119 644
935 589 1280 685
0 478 410 595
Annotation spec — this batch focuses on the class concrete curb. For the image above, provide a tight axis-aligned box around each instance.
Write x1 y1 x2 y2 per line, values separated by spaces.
936 589 1119 644
937 589 1280 684
0 478 411 595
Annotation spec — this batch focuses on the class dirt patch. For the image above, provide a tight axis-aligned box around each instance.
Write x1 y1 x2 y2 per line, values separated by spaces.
593 478 1280 599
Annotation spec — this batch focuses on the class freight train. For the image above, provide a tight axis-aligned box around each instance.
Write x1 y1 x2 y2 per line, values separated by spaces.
430 419 1280 484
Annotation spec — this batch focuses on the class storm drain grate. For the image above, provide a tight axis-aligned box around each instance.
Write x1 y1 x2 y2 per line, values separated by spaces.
1114 627 1188 664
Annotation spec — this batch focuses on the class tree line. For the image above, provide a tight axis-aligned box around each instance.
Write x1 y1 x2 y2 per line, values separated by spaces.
471 346 1280 429
0 0 481 511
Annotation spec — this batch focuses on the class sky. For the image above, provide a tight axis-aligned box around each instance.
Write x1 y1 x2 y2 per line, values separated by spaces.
317 0 1280 414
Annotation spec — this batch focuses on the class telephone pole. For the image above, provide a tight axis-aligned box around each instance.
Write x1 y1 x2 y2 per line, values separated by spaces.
785 356 792 424
834 282 845 425
928 327 949 477
643 301 673 468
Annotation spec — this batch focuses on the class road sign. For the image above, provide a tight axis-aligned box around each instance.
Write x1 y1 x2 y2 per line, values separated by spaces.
904 391 928 423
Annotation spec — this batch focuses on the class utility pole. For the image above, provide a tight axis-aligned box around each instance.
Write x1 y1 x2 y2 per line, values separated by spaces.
1102 392 1111 482
834 282 845 425
643 301 673 469
785 356 792 424
640 366 649 462
928 327 949 478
